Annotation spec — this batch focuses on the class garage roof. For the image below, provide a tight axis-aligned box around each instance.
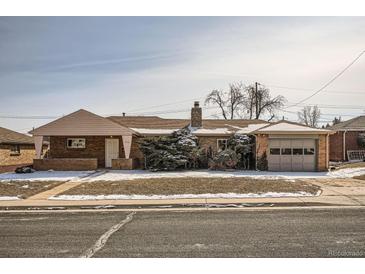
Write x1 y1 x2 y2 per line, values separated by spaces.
30 109 135 136
254 121 334 134
329 115 365 131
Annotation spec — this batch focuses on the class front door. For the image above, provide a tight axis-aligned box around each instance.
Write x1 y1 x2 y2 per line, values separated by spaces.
105 138 119 168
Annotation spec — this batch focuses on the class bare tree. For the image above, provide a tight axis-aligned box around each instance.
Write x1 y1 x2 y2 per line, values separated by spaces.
205 82 286 121
332 116 342 126
242 84 286 121
297 105 321 127
205 82 245 119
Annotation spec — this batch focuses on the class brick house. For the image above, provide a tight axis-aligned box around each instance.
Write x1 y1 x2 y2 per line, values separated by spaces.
0 127 44 173
30 102 333 172
329 116 365 162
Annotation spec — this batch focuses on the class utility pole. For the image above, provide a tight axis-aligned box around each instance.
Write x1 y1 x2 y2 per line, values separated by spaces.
255 82 259 119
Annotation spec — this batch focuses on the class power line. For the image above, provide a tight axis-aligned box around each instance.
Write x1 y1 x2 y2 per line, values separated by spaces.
123 96 205 114
266 84 365 95
285 102 365 110
286 49 365 108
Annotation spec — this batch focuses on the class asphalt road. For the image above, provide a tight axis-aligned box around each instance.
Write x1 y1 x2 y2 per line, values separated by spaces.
0 208 364 257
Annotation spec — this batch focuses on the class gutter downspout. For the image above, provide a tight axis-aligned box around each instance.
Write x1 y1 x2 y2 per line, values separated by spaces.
253 134 258 170
343 130 347 161
326 133 329 170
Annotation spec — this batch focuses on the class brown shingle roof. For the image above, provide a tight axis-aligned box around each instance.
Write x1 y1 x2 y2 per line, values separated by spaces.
30 109 135 136
0 127 34 145
329 116 365 131
107 116 268 129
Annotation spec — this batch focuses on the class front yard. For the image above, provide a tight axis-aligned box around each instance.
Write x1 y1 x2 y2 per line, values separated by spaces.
0 181 65 200
51 177 321 200
2 167 365 201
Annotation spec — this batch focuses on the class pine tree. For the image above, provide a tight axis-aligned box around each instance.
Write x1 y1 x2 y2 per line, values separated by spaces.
138 127 198 171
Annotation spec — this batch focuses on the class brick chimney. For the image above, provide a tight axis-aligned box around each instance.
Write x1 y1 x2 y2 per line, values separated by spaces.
191 101 202 128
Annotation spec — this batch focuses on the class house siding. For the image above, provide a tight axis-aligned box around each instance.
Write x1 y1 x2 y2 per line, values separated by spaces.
329 131 365 161
197 136 227 155
329 131 344 161
317 135 328 171
48 136 143 168
256 134 269 170
0 144 36 172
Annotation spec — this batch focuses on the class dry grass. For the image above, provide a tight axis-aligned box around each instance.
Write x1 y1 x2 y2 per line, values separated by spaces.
61 177 321 196
354 175 365 181
0 181 64 198
336 162 365 169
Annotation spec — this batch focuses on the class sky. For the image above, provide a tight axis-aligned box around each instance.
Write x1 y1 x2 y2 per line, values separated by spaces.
0 17 365 133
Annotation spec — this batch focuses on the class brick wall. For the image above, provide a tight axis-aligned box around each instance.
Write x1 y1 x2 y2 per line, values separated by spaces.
48 135 143 168
112 158 139 170
344 131 365 155
256 134 268 159
317 135 328 171
197 136 223 155
256 134 268 170
49 136 107 167
329 131 365 161
329 132 344 161
0 144 35 167
34 158 97 171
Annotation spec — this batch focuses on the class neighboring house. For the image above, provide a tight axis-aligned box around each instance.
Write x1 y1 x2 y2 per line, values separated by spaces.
30 102 333 172
0 127 40 173
329 116 365 162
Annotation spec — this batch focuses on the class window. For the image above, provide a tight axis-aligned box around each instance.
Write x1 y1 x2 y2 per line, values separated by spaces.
270 148 280 155
217 139 227 152
304 148 315 155
293 148 304 155
10 145 20 155
281 148 292 155
67 138 86 148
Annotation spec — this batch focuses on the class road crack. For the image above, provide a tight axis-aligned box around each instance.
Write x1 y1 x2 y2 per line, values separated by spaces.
80 211 136 258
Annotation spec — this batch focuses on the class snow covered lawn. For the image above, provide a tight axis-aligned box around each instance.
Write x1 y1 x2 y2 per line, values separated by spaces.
1 168 364 183
86 168 365 181
51 177 321 200
51 191 317 201
0 196 21 201
0 170 94 182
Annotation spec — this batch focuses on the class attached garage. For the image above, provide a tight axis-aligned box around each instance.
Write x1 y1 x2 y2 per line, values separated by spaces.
268 138 316 171
254 121 335 172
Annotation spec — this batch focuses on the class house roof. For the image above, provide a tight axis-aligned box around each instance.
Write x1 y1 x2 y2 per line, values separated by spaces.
329 116 365 131
254 120 334 135
0 127 34 145
108 116 267 129
30 109 135 136
108 115 268 136
108 116 190 129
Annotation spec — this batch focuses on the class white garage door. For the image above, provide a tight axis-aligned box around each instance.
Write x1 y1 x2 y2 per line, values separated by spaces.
268 139 316 171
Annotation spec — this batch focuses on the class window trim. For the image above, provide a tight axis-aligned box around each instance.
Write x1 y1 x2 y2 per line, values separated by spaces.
66 138 86 149
217 139 228 152
10 144 21 156
269 148 281 155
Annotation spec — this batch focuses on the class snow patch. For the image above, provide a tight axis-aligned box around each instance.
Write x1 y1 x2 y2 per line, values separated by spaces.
87 168 365 181
0 171 94 182
130 128 180 135
192 128 233 135
0 196 21 201
50 191 316 201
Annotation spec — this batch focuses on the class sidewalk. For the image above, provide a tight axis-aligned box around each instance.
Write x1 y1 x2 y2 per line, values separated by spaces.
0 182 364 208
1 172 365 209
